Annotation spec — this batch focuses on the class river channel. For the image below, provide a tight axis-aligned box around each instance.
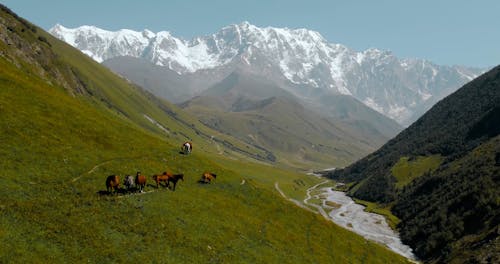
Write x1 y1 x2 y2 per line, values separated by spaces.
303 181 417 260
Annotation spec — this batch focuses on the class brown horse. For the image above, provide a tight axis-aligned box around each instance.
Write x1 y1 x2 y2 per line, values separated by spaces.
168 174 184 191
106 175 120 193
201 172 216 184
135 171 147 192
153 171 172 188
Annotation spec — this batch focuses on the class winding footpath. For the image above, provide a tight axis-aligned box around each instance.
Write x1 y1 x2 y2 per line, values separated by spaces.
274 182 316 213
302 180 330 218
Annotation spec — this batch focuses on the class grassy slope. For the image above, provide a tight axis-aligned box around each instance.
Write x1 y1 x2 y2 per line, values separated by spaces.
352 199 401 230
181 70 392 170
0 41 406 264
183 95 377 170
41 26 270 163
0 6 407 263
391 155 443 189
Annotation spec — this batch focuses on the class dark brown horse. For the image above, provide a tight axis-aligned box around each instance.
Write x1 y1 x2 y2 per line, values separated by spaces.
106 175 120 193
168 174 184 191
135 171 146 192
153 171 172 188
201 172 216 183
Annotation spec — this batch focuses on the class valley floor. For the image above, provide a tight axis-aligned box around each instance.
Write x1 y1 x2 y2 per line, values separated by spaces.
276 180 417 261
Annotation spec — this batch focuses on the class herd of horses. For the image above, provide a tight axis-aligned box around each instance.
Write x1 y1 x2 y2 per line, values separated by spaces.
104 141 217 194
105 171 216 194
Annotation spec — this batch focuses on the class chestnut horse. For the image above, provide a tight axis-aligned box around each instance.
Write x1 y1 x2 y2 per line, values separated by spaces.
106 175 120 193
201 172 216 183
168 174 184 191
153 171 172 188
135 171 146 192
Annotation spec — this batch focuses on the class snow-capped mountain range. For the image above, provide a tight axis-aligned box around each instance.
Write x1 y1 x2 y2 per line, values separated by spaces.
49 22 484 125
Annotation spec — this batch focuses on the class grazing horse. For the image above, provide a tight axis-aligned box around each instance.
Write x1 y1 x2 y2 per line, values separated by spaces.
135 171 146 192
201 172 217 183
168 174 184 191
124 175 135 190
106 175 120 193
182 141 193 154
153 171 172 188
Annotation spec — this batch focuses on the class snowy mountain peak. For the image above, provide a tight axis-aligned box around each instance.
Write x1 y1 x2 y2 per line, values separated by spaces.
49 23 341 78
49 23 485 125
140 29 153 37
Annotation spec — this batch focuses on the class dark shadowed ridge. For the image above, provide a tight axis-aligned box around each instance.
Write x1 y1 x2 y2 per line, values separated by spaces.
327 65 500 262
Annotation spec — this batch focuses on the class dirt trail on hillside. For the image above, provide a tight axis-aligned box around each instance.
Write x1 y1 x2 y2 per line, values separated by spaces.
71 155 154 182
303 180 330 218
274 182 316 213
72 160 113 182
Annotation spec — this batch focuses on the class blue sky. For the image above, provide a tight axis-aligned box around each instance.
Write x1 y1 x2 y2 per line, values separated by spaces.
2 0 498 67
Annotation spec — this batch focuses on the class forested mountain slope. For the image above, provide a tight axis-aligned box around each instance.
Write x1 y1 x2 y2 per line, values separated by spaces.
327 65 500 262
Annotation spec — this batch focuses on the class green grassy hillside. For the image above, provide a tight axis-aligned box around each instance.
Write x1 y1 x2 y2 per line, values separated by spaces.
391 155 443 189
181 71 388 169
0 4 273 164
41 27 273 163
0 5 408 263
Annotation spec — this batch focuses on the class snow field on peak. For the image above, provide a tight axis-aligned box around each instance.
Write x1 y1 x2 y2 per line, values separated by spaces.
49 22 483 125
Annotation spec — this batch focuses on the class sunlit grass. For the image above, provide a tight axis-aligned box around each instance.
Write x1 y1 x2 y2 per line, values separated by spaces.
0 12 409 262
0 57 407 263
391 155 443 189
352 199 401 230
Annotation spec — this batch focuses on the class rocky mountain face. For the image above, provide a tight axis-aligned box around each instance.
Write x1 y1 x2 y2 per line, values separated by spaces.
50 22 484 126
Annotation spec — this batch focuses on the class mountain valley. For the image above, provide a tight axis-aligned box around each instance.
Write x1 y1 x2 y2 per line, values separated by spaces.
1 2 498 263
48 22 487 170
0 4 409 263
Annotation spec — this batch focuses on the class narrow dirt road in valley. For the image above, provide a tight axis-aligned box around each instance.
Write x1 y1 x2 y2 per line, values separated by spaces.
274 182 316 213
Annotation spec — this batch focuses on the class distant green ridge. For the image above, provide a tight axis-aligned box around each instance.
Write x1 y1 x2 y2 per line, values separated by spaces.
181 71 392 169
